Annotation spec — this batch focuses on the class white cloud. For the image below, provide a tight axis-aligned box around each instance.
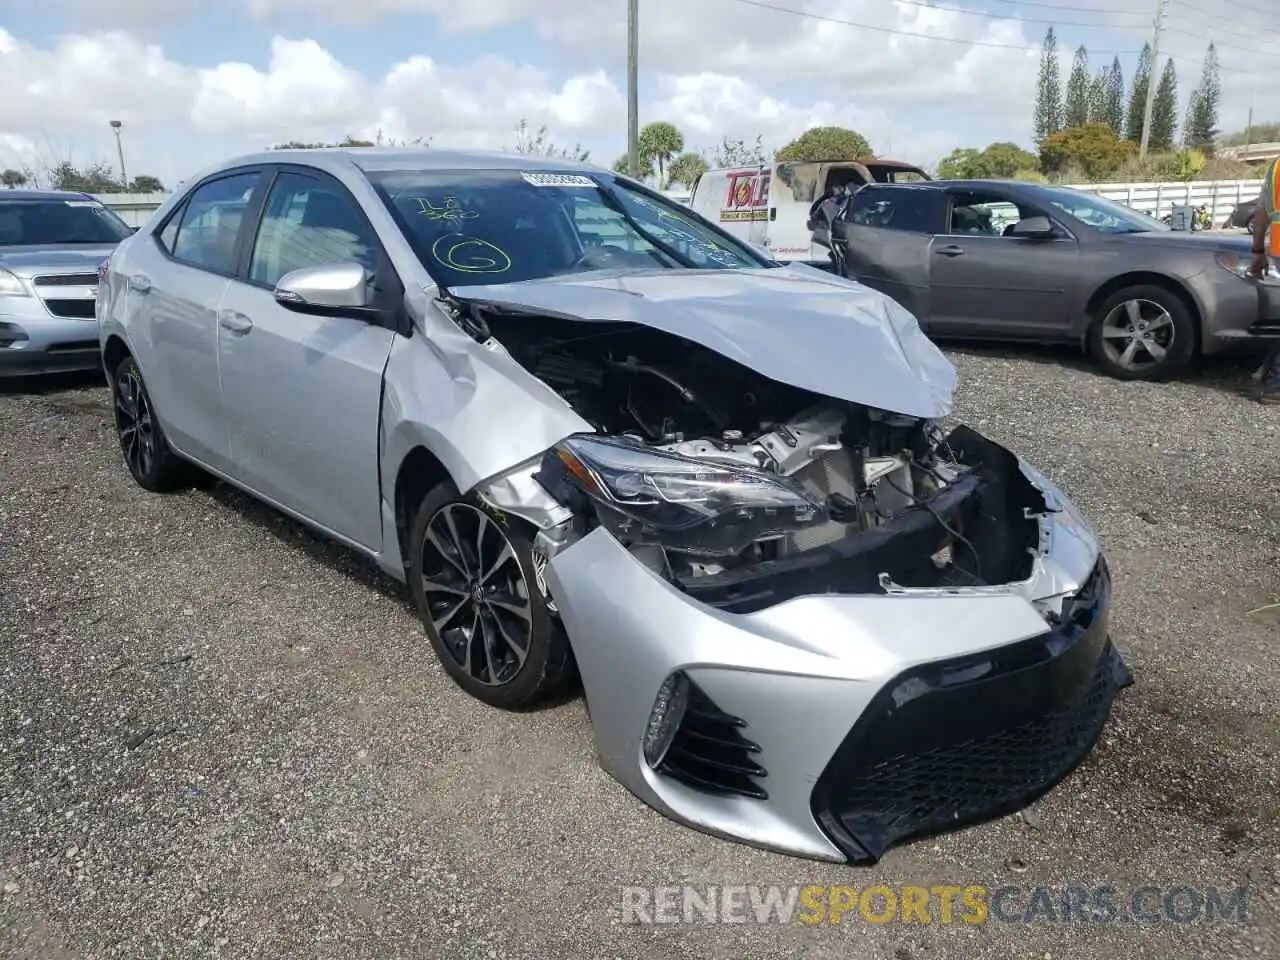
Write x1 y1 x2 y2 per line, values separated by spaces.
4 0 1274 188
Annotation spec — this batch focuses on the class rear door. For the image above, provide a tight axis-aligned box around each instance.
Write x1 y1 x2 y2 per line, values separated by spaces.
130 168 266 470
215 165 398 550
833 185 943 324
927 186 1081 339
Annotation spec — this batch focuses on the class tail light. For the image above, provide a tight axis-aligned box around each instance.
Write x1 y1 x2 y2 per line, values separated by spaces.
97 258 110 285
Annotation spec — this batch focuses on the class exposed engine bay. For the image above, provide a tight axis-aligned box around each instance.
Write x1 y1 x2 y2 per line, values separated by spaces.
462 304 1047 612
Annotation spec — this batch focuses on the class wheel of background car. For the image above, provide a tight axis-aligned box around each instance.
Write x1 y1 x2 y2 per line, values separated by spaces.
408 482 576 710
1087 284 1196 382
111 356 193 492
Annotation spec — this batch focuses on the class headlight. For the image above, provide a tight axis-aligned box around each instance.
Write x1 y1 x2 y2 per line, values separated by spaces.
0 269 30 297
539 433 829 557
1215 250 1279 281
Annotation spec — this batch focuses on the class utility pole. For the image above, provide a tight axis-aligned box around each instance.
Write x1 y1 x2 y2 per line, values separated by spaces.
626 0 639 177
1138 0 1167 159
110 120 128 190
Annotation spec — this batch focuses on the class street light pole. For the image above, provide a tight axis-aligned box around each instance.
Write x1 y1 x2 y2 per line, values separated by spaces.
110 120 128 190
626 0 639 178
1138 0 1167 159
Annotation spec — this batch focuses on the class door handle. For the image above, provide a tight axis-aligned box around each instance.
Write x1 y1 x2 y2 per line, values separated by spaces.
935 245 965 257
128 274 151 293
218 310 253 334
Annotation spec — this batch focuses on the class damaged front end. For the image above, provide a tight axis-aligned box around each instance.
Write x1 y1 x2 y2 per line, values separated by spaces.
460 294 1129 864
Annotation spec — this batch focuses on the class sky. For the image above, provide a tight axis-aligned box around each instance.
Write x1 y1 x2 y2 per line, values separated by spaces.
0 0 1274 189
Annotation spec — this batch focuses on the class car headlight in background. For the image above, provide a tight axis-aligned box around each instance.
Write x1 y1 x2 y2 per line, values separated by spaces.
1215 250 1280 281
0 269 30 297
540 433 829 557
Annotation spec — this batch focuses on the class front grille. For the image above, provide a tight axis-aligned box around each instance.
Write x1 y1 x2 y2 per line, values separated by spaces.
811 559 1123 863
657 682 768 800
43 299 96 320
33 273 99 287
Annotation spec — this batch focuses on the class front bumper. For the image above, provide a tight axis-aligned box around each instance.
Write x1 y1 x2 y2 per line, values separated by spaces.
0 312 102 376
543 459 1128 864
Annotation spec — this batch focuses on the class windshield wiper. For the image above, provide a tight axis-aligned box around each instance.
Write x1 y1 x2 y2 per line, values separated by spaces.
591 182 697 268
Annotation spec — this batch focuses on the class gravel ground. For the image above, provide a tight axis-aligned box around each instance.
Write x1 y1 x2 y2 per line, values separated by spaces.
2 346 1278 960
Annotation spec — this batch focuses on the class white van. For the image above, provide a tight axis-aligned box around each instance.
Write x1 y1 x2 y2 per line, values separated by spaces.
689 158 930 266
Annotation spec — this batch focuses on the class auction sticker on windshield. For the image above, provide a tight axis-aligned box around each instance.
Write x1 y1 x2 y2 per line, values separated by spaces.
522 173 596 187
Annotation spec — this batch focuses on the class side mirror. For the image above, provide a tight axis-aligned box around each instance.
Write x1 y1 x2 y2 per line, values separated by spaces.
1009 216 1056 239
273 263 374 316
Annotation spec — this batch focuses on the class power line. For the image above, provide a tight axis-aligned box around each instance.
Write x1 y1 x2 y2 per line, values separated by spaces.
720 0 1267 76
1169 0 1275 22
893 0 1146 28
723 0 1141 53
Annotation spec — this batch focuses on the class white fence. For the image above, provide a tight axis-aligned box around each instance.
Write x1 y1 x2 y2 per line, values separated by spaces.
1062 179 1263 224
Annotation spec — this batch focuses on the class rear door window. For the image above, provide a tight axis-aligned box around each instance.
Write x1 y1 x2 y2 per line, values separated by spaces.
846 188 940 234
169 172 262 275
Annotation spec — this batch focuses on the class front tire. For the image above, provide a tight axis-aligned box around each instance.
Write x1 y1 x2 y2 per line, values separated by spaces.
111 356 191 492
1088 284 1196 381
408 482 575 710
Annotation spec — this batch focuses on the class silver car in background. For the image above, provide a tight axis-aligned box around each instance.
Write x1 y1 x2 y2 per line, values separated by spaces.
97 149 1131 864
0 191 134 377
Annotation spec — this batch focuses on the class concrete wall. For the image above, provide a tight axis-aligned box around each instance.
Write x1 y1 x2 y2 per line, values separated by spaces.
92 192 170 228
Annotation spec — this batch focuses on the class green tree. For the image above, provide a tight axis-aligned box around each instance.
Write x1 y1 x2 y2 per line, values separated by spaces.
776 126 871 161
1033 27 1063 147
711 134 768 167
1101 57 1126 137
1220 120 1280 146
1039 122 1137 180
666 152 709 189
2 168 27 189
1125 43 1152 144
1185 42 1220 154
638 121 684 183
612 153 654 179
1150 58 1178 151
1064 45 1091 129
50 160 121 193
937 148 987 179
937 142 1038 179
129 174 165 193
272 135 376 149
512 118 590 162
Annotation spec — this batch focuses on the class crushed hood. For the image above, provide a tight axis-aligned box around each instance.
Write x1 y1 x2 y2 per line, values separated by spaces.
451 265 957 419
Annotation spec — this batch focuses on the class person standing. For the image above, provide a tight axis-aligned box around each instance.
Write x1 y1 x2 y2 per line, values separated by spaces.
1249 155 1280 404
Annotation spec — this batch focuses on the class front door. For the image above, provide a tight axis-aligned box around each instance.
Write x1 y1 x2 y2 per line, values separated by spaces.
216 168 396 551
928 189 1080 339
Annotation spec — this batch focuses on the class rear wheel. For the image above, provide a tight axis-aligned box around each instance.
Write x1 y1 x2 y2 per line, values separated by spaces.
111 356 191 492
1088 285 1196 381
408 482 575 709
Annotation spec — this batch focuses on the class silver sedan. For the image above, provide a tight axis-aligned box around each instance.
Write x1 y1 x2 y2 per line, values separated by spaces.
98 148 1129 864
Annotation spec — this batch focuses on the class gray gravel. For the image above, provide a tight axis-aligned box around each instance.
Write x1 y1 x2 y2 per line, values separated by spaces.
2 346 1278 960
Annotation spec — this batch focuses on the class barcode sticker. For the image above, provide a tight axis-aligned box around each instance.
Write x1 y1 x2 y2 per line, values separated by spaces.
521 172 596 188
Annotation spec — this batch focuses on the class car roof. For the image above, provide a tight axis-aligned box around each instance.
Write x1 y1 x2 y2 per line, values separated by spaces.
196 147 606 178
0 190 95 201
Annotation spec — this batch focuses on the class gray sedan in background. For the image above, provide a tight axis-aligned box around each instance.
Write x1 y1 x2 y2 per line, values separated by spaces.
825 179 1278 380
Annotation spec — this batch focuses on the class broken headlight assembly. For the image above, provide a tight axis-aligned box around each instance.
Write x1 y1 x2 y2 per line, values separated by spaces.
535 434 830 557
1215 250 1280 282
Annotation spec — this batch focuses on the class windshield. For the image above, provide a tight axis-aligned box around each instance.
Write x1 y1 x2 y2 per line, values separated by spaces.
0 197 134 246
1039 187 1169 234
366 169 769 287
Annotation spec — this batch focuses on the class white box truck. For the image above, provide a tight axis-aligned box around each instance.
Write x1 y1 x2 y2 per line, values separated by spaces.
688 158 930 266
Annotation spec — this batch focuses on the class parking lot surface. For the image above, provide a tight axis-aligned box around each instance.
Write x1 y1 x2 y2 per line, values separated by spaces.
2 347 1278 960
